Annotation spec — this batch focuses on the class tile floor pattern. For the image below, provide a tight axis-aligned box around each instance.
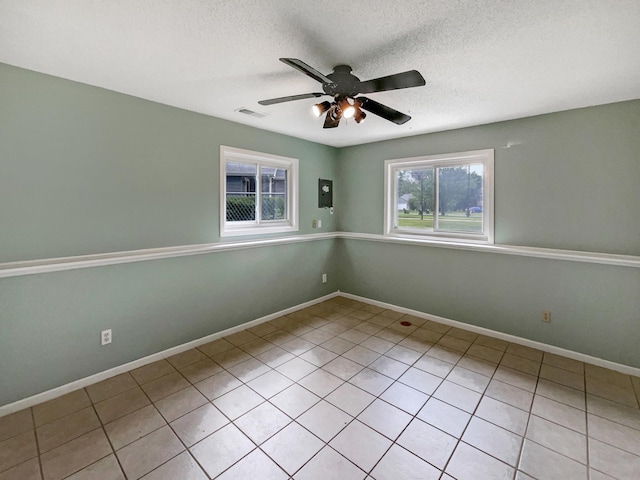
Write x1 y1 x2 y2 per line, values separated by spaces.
2 297 640 480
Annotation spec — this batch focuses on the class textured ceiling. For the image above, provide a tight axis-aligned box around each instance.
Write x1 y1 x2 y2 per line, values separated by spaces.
1 0 639 147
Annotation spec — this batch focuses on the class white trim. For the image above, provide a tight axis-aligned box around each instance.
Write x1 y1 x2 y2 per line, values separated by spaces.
384 149 494 244
339 291 640 377
2 231 640 279
220 145 299 238
0 233 335 278
338 232 640 268
0 292 340 417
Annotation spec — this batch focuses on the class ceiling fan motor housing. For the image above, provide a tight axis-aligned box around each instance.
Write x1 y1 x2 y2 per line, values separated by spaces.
324 65 361 97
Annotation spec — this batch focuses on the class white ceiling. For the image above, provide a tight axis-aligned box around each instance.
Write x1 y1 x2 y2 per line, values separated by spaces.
1 0 639 148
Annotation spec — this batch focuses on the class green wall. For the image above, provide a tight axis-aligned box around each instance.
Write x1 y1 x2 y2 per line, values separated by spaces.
0 63 338 406
0 63 338 263
335 101 640 368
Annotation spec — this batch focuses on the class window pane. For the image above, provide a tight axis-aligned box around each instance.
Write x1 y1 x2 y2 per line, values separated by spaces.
261 166 287 221
396 167 434 230
226 162 256 222
437 164 483 233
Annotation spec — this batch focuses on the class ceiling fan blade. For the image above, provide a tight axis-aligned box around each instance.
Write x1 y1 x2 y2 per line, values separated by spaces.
258 92 325 106
356 70 426 94
323 105 342 128
280 58 335 85
358 97 411 125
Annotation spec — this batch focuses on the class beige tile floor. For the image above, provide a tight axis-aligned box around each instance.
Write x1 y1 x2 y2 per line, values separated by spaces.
2 296 640 480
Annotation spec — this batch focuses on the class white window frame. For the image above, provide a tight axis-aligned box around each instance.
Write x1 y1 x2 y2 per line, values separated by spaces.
220 145 299 237
384 149 494 244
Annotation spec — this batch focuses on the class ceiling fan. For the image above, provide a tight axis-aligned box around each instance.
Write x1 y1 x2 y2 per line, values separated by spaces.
258 58 426 128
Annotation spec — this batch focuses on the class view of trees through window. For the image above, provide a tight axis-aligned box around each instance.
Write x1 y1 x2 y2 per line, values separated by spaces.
396 163 484 233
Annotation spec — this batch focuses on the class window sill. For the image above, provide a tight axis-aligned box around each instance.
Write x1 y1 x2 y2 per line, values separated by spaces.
387 230 491 245
220 224 299 238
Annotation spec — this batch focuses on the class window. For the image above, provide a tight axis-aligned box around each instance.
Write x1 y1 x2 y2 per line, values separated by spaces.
384 149 494 243
220 146 298 237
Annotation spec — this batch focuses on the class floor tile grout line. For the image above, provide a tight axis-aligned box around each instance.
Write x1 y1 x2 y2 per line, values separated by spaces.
211 403 290 476
112 374 184 480
513 371 541 479
0 413 34 445
157 377 251 480
90 403 126 480
365 380 434 475
584 369 591 480
106 354 251 479
52 426 114 480
30 405 45 480
33 408 117 479
283 419 363 478
516 360 603 475
522 426 592 469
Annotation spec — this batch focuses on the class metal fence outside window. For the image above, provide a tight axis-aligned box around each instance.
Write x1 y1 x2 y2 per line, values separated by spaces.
226 193 286 222
226 194 256 221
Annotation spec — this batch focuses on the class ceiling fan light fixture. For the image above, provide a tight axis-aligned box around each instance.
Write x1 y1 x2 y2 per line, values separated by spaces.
354 108 366 124
343 106 356 119
338 97 356 119
312 101 332 117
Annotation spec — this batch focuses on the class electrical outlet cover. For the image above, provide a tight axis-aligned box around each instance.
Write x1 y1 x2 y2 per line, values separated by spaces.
101 329 112 345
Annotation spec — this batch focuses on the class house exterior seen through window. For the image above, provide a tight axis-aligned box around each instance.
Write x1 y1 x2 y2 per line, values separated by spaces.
384 149 494 243
220 146 298 237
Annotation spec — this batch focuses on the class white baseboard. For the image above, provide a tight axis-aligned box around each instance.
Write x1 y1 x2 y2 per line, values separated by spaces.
3 289 638 418
0 292 340 418
339 291 640 377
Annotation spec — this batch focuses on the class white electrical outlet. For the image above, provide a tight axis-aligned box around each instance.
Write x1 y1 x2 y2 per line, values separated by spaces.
541 311 551 323
101 329 112 345
317 219 322 228
322 273 327 284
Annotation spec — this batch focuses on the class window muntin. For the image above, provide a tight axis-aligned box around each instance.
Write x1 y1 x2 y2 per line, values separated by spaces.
221 146 298 237
385 149 493 243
